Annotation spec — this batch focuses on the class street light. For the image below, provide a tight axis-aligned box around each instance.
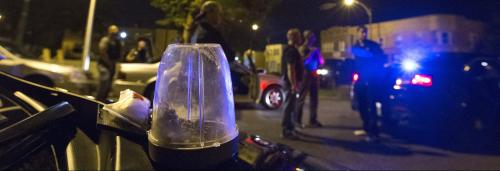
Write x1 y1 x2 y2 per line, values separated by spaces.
120 32 127 39
251 24 259 31
342 0 372 24
343 0 355 6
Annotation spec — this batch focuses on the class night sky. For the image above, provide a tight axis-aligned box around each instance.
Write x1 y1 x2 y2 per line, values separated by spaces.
265 0 500 43
2 0 500 47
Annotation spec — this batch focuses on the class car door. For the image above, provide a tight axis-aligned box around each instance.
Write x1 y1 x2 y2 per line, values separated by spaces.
243 55 260 100
232 56 260 101
466 58 500 107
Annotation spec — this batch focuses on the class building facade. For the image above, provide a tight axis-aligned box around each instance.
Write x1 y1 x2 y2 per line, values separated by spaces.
264 44 286 74
321 14 486 60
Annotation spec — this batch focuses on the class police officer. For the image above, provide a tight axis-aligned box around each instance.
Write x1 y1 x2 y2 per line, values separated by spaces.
351 26 387 142
97 25 123 102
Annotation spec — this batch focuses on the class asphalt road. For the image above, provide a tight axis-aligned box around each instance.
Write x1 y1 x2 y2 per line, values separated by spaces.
235 88 500 170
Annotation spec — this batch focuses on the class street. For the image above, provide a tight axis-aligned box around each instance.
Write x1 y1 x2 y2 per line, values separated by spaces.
235 87 500 170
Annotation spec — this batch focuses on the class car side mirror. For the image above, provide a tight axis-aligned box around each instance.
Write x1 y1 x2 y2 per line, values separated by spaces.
257 69 267 74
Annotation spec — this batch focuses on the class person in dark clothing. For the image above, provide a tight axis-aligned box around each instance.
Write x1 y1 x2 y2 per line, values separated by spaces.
97 25 122 102
190 1 235 63
351 26 387 142
125 39 151 63
191 1 248 95
281 28 303 139
296 30 324 128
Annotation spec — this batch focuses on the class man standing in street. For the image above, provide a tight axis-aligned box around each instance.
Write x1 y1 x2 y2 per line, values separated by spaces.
281 28 303 139
97 25 122 102
351 26 387 142
296 30 324 128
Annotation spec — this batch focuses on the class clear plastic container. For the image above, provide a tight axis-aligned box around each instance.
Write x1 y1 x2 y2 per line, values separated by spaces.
148 44 238 150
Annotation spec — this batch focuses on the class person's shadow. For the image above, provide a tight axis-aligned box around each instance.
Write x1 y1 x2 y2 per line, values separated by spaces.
296 124 500 156
386 128 500 156
234 102 277 121
292 130 448 157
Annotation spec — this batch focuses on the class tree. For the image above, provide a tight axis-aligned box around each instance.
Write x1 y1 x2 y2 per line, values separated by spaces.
150 0 281 51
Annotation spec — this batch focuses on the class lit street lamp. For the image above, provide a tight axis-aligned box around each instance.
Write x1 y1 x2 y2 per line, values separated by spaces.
344 0 355 6
120 32 127 39
251 24 259 31
343 0 372 24
249 24 259 50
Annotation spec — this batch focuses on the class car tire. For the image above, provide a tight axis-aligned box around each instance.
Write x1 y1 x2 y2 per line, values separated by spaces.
261 85 284 110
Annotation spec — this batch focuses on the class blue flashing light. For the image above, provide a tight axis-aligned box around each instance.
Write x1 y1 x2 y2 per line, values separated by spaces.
402 59 419 72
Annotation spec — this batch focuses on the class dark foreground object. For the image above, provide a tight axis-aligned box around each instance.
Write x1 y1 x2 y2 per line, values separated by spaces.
0 72 345 170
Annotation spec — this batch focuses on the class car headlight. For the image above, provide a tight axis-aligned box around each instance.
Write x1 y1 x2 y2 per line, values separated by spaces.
316 69 329 76
69 71 88 83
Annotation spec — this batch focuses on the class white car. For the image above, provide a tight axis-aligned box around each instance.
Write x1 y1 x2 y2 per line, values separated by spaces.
0 41 93 94
111 57 286 109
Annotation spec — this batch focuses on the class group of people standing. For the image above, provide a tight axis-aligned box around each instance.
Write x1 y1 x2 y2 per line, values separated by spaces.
95 0 231 102
281 26 387 142
281 28 325 139
95 1 386 143
95 25 152 102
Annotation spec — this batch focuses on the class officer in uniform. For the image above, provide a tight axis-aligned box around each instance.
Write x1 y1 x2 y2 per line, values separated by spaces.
351 26 387 142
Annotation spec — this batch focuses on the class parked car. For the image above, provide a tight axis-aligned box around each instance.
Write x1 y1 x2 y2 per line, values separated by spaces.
351 52 500 134
0 70 339 170
111 55 286 109
0 41 93 94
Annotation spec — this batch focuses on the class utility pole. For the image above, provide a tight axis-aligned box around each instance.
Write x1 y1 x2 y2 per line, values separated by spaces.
15 0 31 47
82 0 97 72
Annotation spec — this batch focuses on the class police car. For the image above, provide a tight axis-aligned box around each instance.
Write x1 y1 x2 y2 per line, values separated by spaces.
351 52 500 134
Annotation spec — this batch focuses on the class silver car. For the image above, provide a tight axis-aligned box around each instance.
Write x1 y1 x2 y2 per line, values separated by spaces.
0 43 93 94
111 56 286 109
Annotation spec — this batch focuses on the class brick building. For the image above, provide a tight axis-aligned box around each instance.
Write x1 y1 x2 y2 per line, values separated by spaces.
321 14 486 60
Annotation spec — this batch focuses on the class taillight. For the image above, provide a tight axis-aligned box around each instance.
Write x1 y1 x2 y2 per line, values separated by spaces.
353 73 359 83
411 74 432 87
260 81 267 90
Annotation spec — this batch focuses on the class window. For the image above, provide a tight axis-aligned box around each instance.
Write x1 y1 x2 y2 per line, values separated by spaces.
441 32 449 44
321 42 334 52
434 31 452 45
432 31 438 43
338 41 346 52
469 33 478 49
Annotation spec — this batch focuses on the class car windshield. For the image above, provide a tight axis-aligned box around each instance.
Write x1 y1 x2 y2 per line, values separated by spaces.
2 0 500 170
